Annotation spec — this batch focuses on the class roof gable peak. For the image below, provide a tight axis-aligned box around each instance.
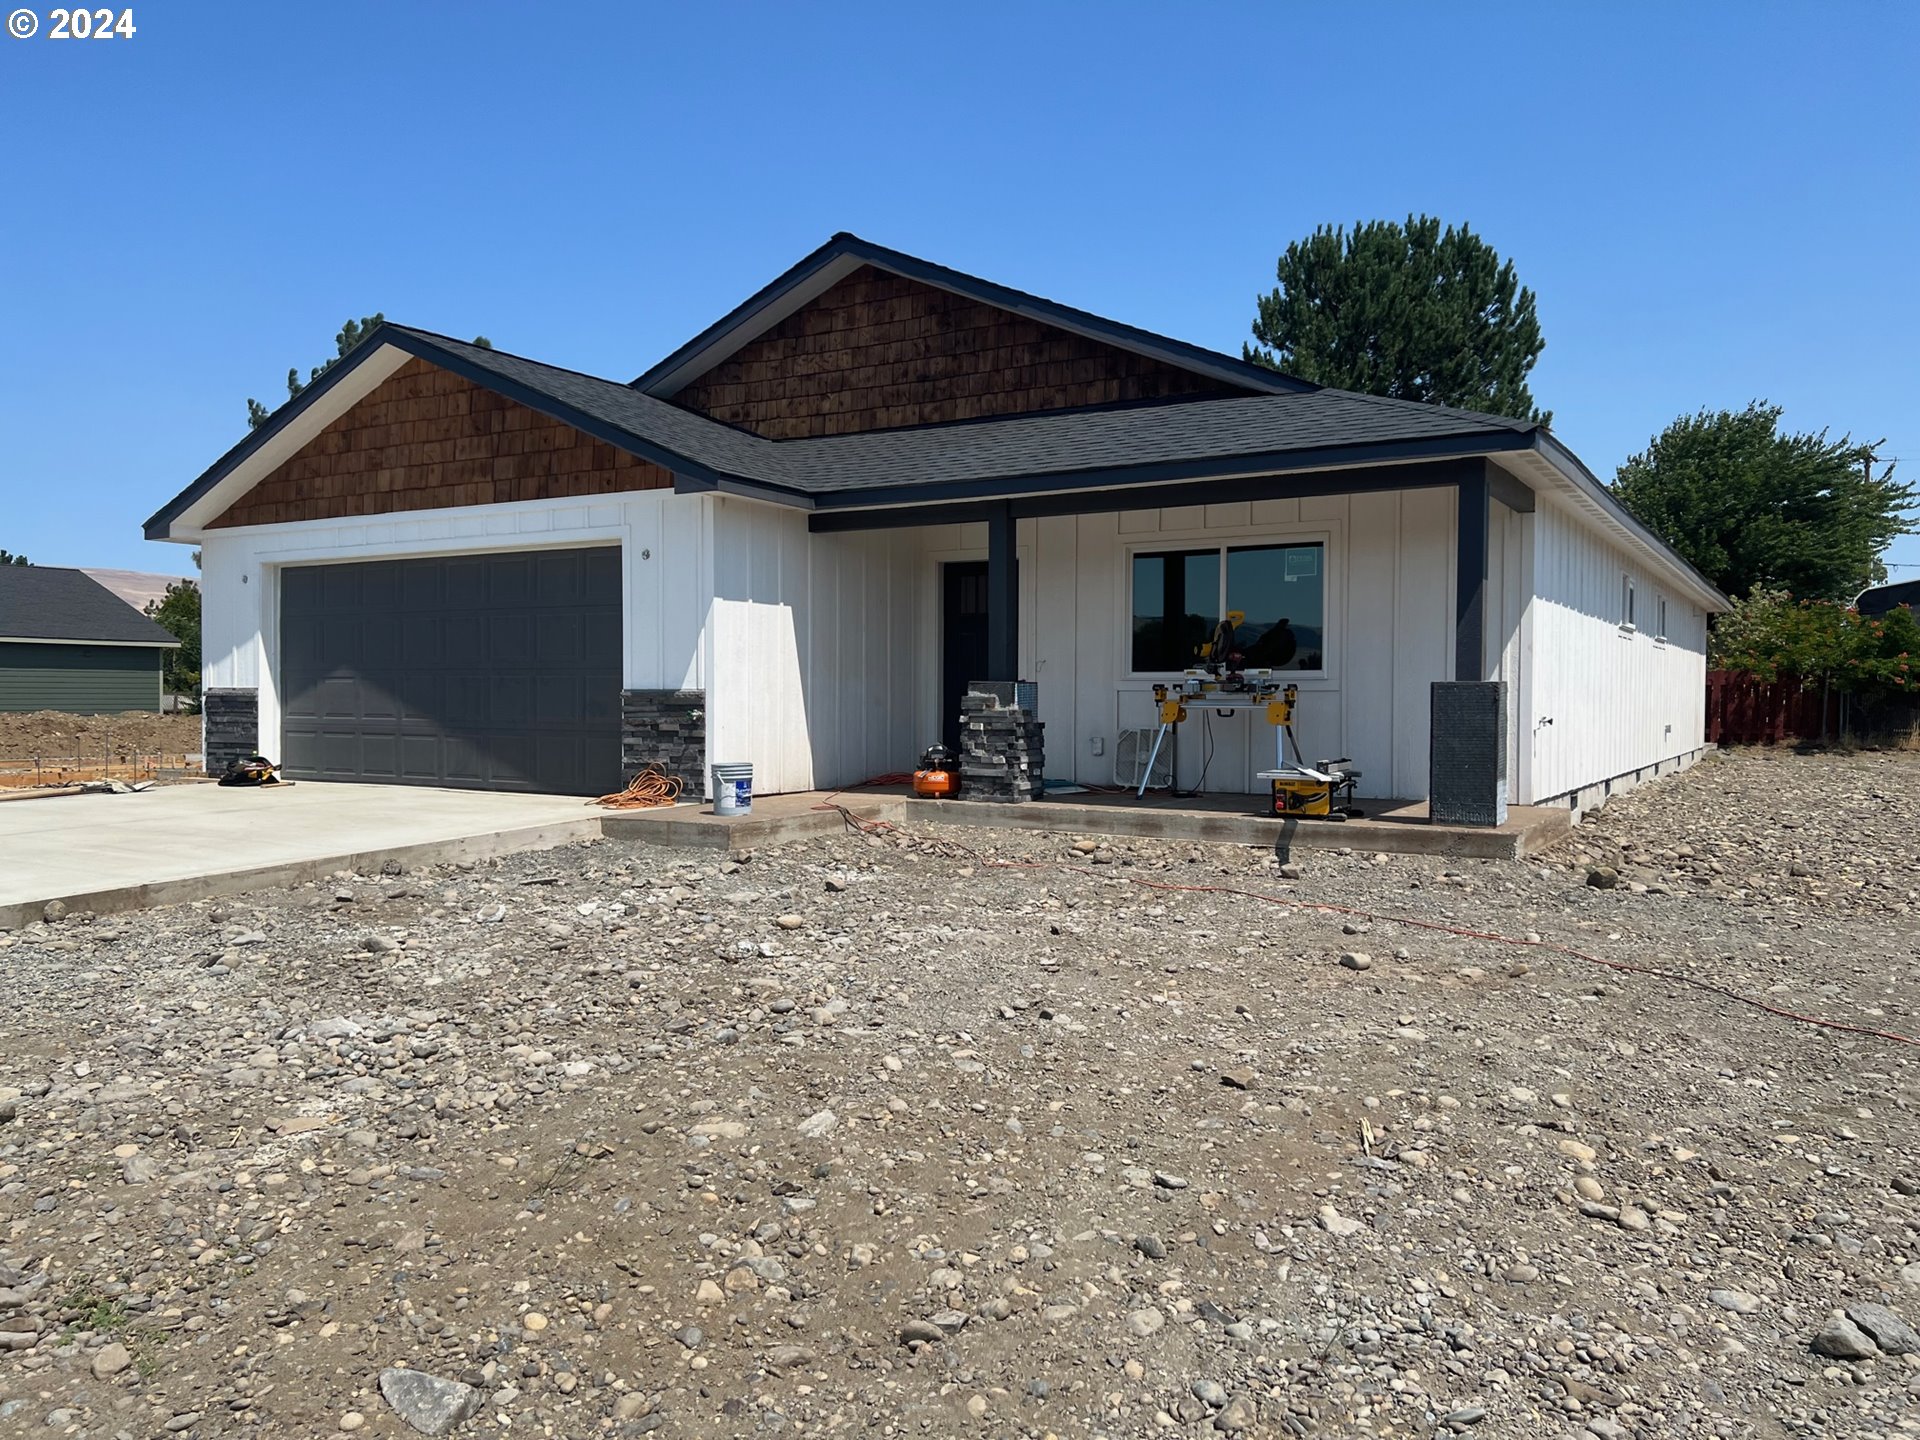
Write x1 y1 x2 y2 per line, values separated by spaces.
630 233 1314 404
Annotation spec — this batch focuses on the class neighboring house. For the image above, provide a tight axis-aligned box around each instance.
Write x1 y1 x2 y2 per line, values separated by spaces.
147 234 1726 807
0 566 180 714
1858 578 1920 619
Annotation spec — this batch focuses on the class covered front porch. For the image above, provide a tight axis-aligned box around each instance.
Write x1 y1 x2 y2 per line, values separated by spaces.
704 454 1534 819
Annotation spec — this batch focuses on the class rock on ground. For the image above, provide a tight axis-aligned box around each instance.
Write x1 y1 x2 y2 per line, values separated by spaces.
377 1368 484 1436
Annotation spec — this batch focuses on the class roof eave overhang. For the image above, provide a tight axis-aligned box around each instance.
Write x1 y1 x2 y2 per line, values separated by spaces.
630 233 1312 402
0 635 179 648
1522 432 1730 611
793 430 1533 519
147 327 789 542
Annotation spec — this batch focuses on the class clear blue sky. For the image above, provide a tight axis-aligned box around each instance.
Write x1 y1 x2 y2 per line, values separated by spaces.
2 2 1915 584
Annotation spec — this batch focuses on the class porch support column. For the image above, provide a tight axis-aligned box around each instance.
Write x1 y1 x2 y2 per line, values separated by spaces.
985 500 1018 680
1455 466 1489 682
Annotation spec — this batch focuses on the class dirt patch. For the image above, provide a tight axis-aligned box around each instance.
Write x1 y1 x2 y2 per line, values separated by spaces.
0 748 1915 1438
0 710 200 768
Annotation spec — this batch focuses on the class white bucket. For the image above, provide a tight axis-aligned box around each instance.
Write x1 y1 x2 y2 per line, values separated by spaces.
711 762 753 816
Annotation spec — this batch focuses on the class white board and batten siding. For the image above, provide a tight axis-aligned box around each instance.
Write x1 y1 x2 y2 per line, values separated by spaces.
1008 489 1462 801
1526 495 1708 804
706 498 924 795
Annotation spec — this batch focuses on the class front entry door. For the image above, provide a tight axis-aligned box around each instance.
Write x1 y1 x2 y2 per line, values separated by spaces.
940 561 991 755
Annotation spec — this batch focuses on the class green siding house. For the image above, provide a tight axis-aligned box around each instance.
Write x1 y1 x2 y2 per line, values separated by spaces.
0 566 179 714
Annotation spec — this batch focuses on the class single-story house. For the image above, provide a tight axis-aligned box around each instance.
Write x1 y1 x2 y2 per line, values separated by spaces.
147 234 1726 811
0 565 180 713
1858 578 1919 619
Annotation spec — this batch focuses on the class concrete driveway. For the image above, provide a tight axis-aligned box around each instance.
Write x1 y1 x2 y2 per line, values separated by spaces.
0 781 603 928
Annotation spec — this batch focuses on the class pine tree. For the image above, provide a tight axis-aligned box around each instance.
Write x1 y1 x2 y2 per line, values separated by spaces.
1247 215 1548 423
246 320 497 429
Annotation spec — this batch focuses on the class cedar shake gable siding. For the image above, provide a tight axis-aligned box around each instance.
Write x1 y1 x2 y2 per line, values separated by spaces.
210 357 674 528
671 266 1254 439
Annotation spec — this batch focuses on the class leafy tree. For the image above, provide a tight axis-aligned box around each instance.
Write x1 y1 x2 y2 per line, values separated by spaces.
1711 586 1918 700
145 579 201 700
1613 404 1917 601
246 320 498 428
1246 215 1548 423
0 549 27 565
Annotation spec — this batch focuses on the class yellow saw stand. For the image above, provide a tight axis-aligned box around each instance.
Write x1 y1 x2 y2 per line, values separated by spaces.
1138 679 1361 819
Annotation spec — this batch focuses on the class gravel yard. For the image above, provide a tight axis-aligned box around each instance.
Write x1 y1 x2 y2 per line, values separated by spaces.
1 747 1917 1439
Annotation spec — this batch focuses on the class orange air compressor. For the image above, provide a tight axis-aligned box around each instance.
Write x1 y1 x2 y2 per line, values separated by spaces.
912 744 958 798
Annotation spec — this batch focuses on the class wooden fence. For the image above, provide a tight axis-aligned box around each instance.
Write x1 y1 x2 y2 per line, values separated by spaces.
1705 671 1841 745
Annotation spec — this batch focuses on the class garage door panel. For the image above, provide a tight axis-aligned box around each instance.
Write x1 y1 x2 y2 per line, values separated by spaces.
584 610 621 658
401 563 441 610
444 614 486 666
356 618 403 669
398 734 442 782
535 551 590 606
490 556 533 608
489 675 532 729
313 675 363 721
539 616 590 668
358 732 401 778
535 674 584 727
279 548 620 795
488 733 537 786
320 562 365 611
392 675 439 724
444 558 487 610
447 672 498 726
401 615 441 667
488 613 532 665
282 566 323 611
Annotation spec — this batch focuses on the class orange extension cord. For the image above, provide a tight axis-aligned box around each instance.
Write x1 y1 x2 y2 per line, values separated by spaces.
593 764 683 810
813 801 1920 1050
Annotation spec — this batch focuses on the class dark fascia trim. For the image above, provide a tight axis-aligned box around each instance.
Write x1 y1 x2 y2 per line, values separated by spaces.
362 332 743 494
808 457 1485 532
146 326 815 539
144 335 410 540
1487 466 1536 514
630 232 1313 400
1530 431 1728 607
670 470 818 509
801 430 1531 518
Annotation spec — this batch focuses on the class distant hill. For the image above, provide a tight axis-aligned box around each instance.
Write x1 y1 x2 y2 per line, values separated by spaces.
80 568 194 615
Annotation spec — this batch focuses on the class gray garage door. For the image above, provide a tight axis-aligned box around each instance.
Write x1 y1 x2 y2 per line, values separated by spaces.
280 549 621 796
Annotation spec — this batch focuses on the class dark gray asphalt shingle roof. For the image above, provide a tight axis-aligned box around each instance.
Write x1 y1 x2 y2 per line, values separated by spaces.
0 566 181 645
402 328 1533 502
777 389 1531 495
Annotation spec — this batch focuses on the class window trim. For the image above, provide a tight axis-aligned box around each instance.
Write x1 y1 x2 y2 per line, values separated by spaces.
1125 534 1332 680
1619 572 1637 635
1654 593 1669 646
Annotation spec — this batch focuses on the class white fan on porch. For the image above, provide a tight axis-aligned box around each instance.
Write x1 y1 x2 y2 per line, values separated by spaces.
1112 727 1172 790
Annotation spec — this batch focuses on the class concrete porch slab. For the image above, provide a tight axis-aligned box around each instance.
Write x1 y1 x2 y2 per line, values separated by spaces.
0 781 601 929
598 791 906 849
602 786 1570 861
919 792 1570 860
